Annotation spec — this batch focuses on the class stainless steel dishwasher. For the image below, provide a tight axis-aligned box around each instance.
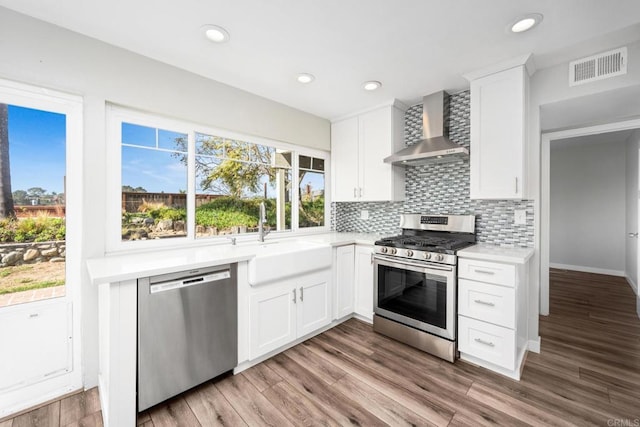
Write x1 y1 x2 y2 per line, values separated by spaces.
137 264 237 411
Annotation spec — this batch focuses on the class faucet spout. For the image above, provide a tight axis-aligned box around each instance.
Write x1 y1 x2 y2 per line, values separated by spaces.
258 202 270 242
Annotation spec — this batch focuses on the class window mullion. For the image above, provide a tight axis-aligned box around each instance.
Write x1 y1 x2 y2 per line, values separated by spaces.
187 131 196 240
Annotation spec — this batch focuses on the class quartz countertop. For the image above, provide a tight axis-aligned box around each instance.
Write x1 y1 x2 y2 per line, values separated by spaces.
86 232 386 285
458 244 535 264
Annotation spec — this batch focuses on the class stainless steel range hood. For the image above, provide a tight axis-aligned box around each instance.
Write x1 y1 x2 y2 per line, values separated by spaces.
384 91 469 166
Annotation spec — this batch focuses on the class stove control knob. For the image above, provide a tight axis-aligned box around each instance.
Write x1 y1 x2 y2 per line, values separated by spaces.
436 254 444 262
424 253 431 260
381 247 388 254
390 248 397 255
406 250 414 257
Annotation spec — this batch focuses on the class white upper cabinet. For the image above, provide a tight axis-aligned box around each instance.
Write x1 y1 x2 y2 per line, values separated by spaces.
331 103 405 202
467 57 532 200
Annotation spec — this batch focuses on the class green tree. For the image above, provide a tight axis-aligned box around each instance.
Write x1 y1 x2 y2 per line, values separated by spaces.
175 136 277 198
122 185 147 193
27 187 46 199
0 104 14 218
12 189 28 205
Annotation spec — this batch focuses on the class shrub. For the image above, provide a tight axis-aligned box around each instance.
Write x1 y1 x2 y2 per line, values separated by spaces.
0 217 65 243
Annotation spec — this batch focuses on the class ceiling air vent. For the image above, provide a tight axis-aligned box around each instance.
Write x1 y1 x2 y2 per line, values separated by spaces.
569 47 627 86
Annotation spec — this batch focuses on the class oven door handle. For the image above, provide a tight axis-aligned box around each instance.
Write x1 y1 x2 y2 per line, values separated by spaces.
373 254 454 272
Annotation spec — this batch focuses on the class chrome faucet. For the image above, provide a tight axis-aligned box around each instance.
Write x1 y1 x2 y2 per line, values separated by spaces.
258 202 270 242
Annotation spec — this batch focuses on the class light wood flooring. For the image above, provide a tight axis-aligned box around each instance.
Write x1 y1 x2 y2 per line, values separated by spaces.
3 268 639 426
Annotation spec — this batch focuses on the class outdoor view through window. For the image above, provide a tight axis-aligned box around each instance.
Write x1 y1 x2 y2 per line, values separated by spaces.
0 104 66 307
121 122 325 241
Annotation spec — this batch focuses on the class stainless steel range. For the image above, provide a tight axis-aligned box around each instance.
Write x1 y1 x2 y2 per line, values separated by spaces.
373 214 476 362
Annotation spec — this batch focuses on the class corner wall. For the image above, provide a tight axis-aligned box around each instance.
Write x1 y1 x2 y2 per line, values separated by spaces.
626 129 640 318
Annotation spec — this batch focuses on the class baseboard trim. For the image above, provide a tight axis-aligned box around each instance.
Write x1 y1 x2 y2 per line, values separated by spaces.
528 336 541 354
626 275 638 295
550 263 624 277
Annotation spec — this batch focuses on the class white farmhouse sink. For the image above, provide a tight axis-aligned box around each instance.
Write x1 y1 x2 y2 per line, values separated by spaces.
247 240 332 286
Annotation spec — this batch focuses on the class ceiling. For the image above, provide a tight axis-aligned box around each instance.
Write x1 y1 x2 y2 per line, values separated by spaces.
1 0 640 120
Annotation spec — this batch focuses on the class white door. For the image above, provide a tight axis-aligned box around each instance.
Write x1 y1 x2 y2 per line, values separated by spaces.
297 272 331 337
250 283 296 359
331 117 359 202
0 79 83 417
334 245 355 319
354 245 374 320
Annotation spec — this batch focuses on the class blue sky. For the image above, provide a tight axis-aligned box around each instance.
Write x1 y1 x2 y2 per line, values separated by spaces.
8 105 66 194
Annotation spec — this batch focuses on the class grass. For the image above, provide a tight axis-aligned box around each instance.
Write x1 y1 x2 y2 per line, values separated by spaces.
0 279 65 295
0 262 65 295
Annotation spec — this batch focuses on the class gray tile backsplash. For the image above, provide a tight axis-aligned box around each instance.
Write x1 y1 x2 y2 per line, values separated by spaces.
331 90 535 248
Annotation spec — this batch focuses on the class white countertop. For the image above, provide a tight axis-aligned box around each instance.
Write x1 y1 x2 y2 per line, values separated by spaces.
458 244 535 264
86 232 384 285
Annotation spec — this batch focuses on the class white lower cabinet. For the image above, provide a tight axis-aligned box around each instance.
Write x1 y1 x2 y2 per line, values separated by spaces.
354 245 374 320
333 245 355 319
250 270 331 359
457 255 529 380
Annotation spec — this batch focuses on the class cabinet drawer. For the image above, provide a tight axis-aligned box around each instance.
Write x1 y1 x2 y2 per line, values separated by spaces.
458 316 515 370
458 258 515 287
458 279 515 328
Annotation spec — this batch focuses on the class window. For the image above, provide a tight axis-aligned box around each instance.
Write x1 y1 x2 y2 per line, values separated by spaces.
194 133 292 238
121 122 188 241
0 104 67 307
298 155 325 228
108 107 328 250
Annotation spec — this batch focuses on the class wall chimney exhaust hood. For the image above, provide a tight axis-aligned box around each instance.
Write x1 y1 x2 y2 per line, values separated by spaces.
384 91 469 166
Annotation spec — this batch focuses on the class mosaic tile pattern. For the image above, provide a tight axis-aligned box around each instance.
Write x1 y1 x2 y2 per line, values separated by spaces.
332 90 535 248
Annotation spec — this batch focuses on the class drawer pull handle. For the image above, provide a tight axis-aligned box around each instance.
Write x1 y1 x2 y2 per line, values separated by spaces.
474 338 495 347
474 299 495 307
474 269 495 275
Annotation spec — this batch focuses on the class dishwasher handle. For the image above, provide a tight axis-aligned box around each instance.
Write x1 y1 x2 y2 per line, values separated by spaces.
149 270 231 294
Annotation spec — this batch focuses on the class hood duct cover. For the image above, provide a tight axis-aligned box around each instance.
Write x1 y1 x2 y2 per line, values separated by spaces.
384 91 469 166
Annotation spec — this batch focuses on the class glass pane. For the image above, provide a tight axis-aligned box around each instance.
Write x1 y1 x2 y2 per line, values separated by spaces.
312 157 325 172
121 145 187 241
299 166 324 228
195 152 291 238
158 129 187 152
195 132 225 157
122 122 156 148
299 155 311 170
0 104 66 307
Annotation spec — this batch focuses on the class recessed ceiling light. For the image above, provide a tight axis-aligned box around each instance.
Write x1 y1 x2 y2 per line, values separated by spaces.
296 73 315 84
510 13 543 33
201 25 230 43
363 81 382 91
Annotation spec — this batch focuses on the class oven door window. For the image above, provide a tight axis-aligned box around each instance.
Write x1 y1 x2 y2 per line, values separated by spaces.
377 263 448 329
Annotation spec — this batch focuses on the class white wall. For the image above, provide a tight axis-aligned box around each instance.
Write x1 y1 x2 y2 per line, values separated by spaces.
625 130 640 317
529 37 640 328
550 139 626 274
0 7 330 388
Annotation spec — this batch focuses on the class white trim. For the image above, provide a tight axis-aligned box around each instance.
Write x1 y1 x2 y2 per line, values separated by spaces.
540 116 640 317
463 53 535 81
106 105 331 254
528 337 541 353
549 263 625 277
626 275 638 295
330 99 409 123
0 78 83 417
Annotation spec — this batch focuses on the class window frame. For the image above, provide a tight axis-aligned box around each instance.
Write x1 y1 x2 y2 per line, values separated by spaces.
106 105 330 253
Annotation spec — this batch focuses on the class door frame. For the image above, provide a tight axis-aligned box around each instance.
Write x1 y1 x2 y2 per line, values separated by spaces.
540 117 640 315
0 78 83 417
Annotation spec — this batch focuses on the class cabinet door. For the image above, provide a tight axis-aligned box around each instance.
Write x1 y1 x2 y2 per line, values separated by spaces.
250 283 296 359
331 117 359 202
470 66 525 199
354 245 374 320
334 245 355 319
359 108 396 201
297 273 331 337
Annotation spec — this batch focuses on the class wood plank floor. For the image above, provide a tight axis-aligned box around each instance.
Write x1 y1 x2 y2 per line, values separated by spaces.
3 268 639 426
